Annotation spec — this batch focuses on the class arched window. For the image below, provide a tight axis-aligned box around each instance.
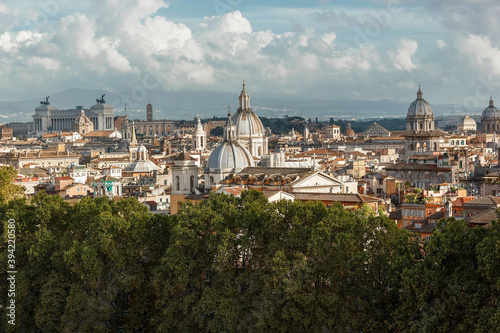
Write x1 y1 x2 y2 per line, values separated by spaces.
461 140 465 145
433 142 437 151
176 176 180 191
451 140 455 145
190 175 194 192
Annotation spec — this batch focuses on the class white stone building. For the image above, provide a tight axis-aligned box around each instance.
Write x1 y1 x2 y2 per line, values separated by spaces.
33 96 114 135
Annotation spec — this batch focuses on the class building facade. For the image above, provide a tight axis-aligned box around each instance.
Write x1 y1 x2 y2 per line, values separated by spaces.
33 96 114 135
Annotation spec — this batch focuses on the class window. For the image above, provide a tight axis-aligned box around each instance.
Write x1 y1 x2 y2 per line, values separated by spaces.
176 176 180 191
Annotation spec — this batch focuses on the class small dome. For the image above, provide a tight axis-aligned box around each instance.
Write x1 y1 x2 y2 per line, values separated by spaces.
481 98 500 120
207 141 253 172
407 87 433 117
345 123 355 136
459 116 476 127
75 109 92 126
123 160 159 173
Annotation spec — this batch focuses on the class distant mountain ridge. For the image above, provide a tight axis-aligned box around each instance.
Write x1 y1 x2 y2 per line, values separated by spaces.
0 88 483 123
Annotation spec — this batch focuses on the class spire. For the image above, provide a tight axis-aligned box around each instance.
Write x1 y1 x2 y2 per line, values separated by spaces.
224 106 236 141
131 121 137 146
196 114 204 132
238 81 250 110
79 108 86 124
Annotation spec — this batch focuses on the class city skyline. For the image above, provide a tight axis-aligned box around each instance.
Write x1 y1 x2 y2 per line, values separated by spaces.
0 0 499 111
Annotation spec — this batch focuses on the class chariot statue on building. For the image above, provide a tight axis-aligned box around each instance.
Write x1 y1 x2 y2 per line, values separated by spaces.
40 96 50 105
96 94 106 104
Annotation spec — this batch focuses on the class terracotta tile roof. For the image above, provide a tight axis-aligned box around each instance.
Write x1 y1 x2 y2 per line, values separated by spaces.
83 131 116 137
385 163 451 171
405 222 437 234
175 152 195 161
451 196 475 208
388 209 402 220
464 195 500 207
465 208 497 225
292 192 379 203
220 187 244 196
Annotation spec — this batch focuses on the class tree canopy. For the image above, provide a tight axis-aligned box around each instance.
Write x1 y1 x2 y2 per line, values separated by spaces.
1 190 500 332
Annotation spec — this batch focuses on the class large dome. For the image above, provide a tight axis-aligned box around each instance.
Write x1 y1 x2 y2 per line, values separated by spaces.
231 83 265 137
407 88 433 117
232 109 265 137
207 141 253 173
481 98 500 120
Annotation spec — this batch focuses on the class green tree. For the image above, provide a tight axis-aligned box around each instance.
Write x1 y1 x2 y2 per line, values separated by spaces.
0 166 24 204
394 218 493 332
210 126 224 137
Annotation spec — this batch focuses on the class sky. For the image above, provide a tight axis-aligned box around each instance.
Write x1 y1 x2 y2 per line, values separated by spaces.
0 0 499 110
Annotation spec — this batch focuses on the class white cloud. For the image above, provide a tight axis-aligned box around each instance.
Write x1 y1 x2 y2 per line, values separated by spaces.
436 40 446 49
0 31 44 53
460 34 500 75
321 32 336 45
28 57 60 71
2 1 497 105
388 38 418 72
0 3 8 14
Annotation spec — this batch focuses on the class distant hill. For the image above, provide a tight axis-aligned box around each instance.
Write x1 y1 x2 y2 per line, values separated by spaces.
0 88 484 123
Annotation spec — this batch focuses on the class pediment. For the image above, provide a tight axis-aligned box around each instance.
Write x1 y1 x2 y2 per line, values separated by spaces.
292 172 342 188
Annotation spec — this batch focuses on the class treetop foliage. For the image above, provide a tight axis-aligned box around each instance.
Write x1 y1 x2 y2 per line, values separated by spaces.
1 190 500 332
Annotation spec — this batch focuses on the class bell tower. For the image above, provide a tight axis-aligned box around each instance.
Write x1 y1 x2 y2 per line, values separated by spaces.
147 102 153 122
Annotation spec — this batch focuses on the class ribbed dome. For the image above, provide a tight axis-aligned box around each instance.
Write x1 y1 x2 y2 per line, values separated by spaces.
207 141 253 172
75 109 92 125
459 116 476 127
481 98 500 120
407 88 433 117
123 160 159 173
231 109 265 137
